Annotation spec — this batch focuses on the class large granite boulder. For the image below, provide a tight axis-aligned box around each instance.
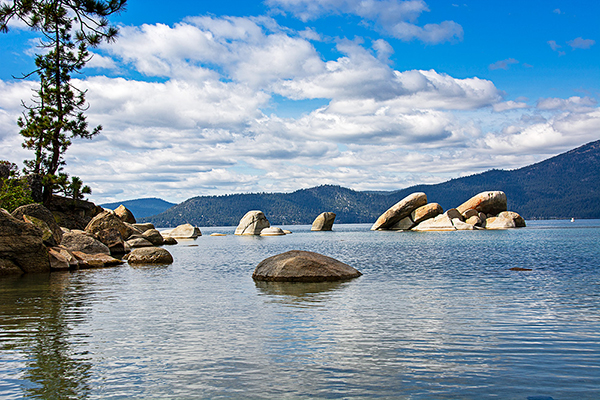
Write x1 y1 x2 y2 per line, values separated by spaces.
162 223 201 239
252 250 362 282
127 247 173 264
456 191 507 216
371 192 427 230
235 211 270 235
412 211 456 231
0 209 50 274
85 211 135 240
96 228 126 256
12 203 63 245
60 231 110 255
311 212 336 231
114 205 136 224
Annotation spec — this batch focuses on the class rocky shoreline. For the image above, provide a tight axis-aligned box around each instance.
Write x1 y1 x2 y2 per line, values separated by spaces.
1 190 525 276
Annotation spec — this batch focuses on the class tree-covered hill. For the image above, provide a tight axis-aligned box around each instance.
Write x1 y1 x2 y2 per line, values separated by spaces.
141 139 600 227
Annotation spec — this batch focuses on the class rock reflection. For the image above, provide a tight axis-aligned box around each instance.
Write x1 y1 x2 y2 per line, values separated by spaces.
0 273 92 400
255 280 349 307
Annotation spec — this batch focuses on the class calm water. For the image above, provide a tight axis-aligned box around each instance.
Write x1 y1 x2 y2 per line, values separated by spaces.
1 220 599 399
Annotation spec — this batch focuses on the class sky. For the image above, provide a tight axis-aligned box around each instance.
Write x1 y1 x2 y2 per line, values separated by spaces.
0 0 598 204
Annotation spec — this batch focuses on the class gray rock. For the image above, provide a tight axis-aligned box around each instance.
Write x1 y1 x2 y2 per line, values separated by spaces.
127 247 173 264
412 212 456 231
235 211 270 235
127 237 154 248
311 212 336 231
163 223 202 239
61 231 110 255
260 227 286 236
252 250 362 282
388 216 415 230
85 211 135 240
371 192 427 230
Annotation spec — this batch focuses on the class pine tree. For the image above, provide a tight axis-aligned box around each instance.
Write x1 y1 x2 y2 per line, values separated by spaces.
0 0 126 202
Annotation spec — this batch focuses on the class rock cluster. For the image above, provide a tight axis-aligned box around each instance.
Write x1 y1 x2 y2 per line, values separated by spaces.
234 210 289 236
1 202 186 275
372 191 525 231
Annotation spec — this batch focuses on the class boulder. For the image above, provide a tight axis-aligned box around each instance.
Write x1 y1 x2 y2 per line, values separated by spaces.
133 223 155 233
411 203 443 225
114 205 136 224
445 208 463 221
163 237 178 245
497 211 526 227
162 223 202 239
23 215 58 247
0 208 50 274
412 212 456 231
72 251 124 269
45 195 103 230
388 216 415 231
371 192 427 230
85 211 135 240
127 237 154 248
96 228 126 256
252 250 362 282
235 211 270 235
465 215 483 226
485 211 526 230
260 227 286 236
452 218 475 230
48 247 79 271
456 191 507 216
0 259 23 276
127 247 174 265
60 231 110 255
461 209 479 220
311 212 336 231
12 203 63 245
142 229 164 246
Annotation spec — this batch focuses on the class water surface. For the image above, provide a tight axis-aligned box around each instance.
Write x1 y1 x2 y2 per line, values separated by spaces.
1 220 599 399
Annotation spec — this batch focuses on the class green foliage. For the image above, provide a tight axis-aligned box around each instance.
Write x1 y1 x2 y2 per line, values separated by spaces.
0 0 126 201
0 161 35 212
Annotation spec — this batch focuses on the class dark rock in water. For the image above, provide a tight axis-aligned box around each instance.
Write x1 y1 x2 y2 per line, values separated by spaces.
96 227 126 256
509 267 532 271
253 250 362 282
142 228 164 246
0 208 50 274
162 236 178 245
127 247 173 264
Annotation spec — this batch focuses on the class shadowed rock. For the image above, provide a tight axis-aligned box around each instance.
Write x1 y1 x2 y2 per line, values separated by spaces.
253 250 362 282
0 209 50 274
61 231 110 255
12 203 63 245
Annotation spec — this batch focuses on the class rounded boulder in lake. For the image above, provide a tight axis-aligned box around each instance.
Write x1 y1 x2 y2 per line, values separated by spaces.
127 247 173 265
252 250 362 282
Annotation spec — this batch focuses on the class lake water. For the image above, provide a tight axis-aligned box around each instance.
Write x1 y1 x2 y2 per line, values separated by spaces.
1 220 599 399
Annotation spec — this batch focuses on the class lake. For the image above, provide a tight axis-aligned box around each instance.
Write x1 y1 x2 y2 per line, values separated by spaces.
1 220 599 399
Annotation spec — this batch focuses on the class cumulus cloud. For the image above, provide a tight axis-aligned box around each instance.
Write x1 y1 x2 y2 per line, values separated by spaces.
537 96 597 112
493 101 529 113
265 0 463 43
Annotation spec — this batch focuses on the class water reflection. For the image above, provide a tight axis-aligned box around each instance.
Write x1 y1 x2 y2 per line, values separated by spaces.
254 280 350 307
0 273 92 399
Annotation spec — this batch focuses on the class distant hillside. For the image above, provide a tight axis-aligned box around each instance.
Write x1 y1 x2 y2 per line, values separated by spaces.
141 140 600 227
101 198 176 219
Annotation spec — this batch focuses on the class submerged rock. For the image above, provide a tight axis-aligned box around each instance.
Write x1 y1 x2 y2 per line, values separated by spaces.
252 250 362 282
260 227 286 236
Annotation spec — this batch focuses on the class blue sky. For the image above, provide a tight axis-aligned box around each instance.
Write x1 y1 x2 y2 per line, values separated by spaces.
0 0 598 203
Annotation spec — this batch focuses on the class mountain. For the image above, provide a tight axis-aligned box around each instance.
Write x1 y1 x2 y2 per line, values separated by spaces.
141 140 600 227
101 198 176 219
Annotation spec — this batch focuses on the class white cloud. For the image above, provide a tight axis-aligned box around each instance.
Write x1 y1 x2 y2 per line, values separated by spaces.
537 96 597 112
265 0 463 43
493 101 529 113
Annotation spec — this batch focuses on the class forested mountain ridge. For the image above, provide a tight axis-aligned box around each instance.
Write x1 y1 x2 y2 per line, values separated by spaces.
141 140 600 227
101 198 176 219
